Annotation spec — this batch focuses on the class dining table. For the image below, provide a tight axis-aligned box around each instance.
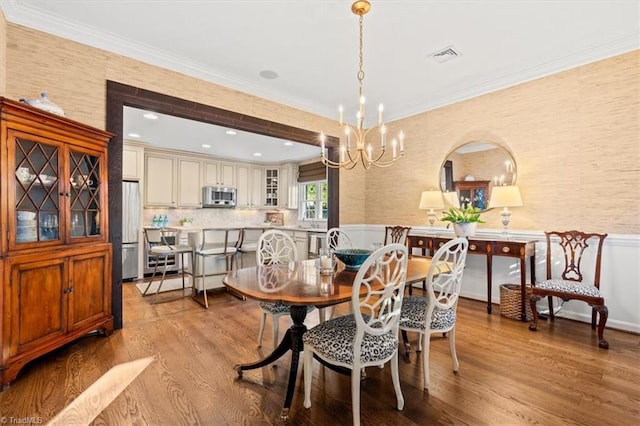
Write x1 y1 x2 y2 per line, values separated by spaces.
222 256 436 421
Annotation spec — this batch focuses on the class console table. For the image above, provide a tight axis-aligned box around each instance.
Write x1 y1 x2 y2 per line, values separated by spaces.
408 234 536 321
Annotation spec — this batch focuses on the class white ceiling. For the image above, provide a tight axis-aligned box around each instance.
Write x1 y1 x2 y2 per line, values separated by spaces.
2 0 639 162
123 106 321 163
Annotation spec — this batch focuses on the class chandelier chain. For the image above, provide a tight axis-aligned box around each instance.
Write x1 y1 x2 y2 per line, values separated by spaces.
358 14 365 88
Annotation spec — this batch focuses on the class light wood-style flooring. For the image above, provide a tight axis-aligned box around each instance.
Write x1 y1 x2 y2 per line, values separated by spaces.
1 281 638 425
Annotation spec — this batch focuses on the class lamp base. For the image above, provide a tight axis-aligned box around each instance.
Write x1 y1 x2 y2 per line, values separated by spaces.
500 207 512 239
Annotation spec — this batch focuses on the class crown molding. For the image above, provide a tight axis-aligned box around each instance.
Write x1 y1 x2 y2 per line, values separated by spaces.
0 0 324 117
2 0 638 123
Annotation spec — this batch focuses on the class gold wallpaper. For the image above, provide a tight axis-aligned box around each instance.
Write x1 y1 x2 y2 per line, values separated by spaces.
3 21 638 233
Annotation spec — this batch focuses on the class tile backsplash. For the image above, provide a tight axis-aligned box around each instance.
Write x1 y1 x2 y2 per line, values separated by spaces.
142 208 299 228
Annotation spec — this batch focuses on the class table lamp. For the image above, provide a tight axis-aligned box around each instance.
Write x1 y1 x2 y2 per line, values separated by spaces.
488 185 523 237
442 191 461 209
418 190 445 227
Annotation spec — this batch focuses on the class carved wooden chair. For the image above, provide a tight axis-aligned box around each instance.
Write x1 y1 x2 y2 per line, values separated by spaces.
384 225 411 246
399 238 469 390
529 230 609 349
256 229 315 349
303 243 408 426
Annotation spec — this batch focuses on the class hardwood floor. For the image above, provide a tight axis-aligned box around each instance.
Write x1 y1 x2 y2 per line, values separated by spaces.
1 281 638 425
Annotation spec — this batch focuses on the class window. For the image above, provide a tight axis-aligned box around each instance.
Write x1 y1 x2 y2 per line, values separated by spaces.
299 180 328 221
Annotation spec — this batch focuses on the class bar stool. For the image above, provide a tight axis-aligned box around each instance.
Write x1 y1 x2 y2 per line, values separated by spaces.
142 227 193 303
237 227 267 268
192 228 242 308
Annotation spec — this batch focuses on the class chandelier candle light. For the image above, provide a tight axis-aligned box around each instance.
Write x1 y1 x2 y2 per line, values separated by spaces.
320 0 405 170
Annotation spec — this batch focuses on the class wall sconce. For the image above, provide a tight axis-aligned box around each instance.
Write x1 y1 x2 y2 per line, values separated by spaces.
488 185 523 238
419 190 445 227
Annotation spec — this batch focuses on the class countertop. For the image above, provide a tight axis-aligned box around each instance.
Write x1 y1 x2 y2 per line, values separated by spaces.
146 225 327 233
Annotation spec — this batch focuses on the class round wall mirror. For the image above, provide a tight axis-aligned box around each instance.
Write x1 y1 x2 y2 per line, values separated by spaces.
440 141 516 210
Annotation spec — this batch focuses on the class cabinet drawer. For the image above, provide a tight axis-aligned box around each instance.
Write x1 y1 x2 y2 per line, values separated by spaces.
464 240 490 253
492 241 523 257
408 236 430 255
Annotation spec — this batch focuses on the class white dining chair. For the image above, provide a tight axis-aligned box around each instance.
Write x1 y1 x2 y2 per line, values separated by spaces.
399 237 468 390
256 229 315 349
325 227 353 251
302 243 408 426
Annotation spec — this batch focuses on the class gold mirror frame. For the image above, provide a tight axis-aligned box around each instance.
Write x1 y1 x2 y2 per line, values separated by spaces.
440 141 517 211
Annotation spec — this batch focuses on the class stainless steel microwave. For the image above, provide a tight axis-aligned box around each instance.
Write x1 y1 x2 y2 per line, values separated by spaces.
202 186 237 208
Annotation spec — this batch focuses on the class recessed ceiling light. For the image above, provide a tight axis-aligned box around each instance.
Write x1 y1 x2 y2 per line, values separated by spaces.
253 152 262 157
225 130 237 135
143 112 158 120
202 144 211 148
128 133 140 138
259 70 279 80
283 141 293 146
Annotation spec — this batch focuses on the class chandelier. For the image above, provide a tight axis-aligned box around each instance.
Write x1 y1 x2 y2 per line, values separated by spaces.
320 0 405 170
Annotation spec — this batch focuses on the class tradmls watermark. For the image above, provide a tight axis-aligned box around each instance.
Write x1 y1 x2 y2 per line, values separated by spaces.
0 417 44 424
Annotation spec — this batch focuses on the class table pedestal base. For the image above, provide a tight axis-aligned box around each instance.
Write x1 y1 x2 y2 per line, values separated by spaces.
234 305 308 421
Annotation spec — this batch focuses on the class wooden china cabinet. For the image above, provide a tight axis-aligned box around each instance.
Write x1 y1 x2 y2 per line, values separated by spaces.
0 98 113 388
454 180 490 210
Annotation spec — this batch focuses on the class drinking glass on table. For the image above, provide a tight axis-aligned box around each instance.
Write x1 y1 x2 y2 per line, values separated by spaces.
319 248 334 274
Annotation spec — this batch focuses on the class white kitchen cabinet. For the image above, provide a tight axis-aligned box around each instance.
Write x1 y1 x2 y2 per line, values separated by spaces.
123 143 144 181
280 229 308 260
279 163 298 209
204 161 236 186
251 167 264 207
144 152 177 207
220 163 235 186
264 168 279 207
236 164 264 208
177 157 202 207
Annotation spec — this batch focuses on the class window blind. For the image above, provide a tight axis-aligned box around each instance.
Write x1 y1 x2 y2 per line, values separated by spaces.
297 161 326 183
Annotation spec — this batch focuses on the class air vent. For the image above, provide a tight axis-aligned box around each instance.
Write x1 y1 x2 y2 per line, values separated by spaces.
429 45 462 63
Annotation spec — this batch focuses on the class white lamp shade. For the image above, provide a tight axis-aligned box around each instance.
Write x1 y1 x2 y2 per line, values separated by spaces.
442 191 461 209
418 190 445 210
488 185 523 208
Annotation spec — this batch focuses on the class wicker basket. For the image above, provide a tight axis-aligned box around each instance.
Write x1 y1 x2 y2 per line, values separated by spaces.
499 284 533 321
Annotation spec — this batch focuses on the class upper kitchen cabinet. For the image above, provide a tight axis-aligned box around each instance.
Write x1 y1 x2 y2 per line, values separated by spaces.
177 157 202 207
279 163 299 209
236 164 263 208
122 142 144 181
0 97 113 387
144 152 177 207
144 150 204 208
204 160 235 187
264 168 279 207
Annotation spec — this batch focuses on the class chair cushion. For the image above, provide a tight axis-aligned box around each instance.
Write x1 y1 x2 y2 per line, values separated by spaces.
196 246 237 255
535 279 601 297
238 243 258 252
302 314 398 365
258 302 314 315
399 296 456 332
149 246 174 255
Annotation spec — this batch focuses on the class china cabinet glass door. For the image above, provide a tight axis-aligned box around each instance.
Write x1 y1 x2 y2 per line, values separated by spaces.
69 148 102 238
14 134 61 244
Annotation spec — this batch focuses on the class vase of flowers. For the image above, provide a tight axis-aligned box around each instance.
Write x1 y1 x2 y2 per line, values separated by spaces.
440 206 484 238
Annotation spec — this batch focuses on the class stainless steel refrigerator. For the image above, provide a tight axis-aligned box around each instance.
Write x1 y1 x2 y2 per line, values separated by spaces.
122 181 140 280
